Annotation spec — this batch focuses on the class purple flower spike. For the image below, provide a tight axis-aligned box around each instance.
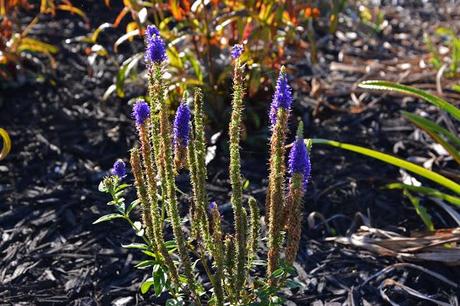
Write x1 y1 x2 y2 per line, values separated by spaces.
133 100 150 126
173 102 191 147
209 201 217 210
146 25 160 38
231 44 244 59
111 159 127 178
288 138 311 188
145 30 167 64
269 68 292 125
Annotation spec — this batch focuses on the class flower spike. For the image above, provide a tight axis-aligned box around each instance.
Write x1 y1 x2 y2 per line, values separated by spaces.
132 100 151 126
111 159 127 178
269 66 292 126
231 44 243 60
145 28 167 64
146 24 160 37
288 122 311 188
173 100 191 171
173 101 191 147
285 121 311 265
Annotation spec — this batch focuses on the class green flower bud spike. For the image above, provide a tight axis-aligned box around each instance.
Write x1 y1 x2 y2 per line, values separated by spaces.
193 89 211 247
229 45 247 296
247 197 260 266
210 202 225 306
130 148 180 287
154 65 200 305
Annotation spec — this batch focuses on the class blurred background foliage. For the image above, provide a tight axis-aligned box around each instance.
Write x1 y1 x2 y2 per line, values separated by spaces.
81 0 348 128
0 0 86 82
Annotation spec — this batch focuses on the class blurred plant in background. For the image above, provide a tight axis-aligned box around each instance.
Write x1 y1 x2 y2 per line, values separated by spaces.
86 0 347 125
425 27 460 92
0 0 86 81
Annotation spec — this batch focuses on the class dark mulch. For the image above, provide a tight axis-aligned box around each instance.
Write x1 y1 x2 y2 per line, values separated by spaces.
1 1 459 305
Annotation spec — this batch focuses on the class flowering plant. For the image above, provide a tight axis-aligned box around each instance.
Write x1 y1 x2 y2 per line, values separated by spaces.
95 26 312 305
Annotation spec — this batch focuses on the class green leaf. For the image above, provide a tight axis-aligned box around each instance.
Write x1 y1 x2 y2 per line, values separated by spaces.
121 243 149 250
135 260 158 269
386 183 460 207
270 268 284 279
126 199 139 215
358 80 460 121
18 38 58 54
142 250 157 258
92 213 124 224
402 111 460 164
403 190 434 231
140 277 154 294
402 111 460 148
311 138 460 194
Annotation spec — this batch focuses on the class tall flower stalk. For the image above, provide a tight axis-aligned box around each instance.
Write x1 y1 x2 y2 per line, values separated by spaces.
285 122 311 264
228 44 247 296
266 66 292 278
145 28 200 304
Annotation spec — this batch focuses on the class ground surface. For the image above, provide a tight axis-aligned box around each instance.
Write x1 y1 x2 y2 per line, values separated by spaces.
1 1 459 305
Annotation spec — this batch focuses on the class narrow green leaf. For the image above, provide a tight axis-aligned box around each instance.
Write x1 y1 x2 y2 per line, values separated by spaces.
358 80 460 121
402 111 460 148
311 138 460 194
121 243 149 250
126 199 139 215
386 183 460 207
403 190 434 231
92 213 124 224
135 260 157 269
402 112 460 164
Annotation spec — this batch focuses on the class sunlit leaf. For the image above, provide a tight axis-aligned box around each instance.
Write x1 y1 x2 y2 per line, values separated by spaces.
311 138 460 194
386 183 460 207
90 23 113 43
135 260 157 269
126 22 138 41
114 29 140 52
103 84 117 101
402 111 460 164
359 80 460 121
0 128 11 160
93 213 125 224
18 38 58 54
169 0 184 20
113 6 129 28
122 242 149 250
140 277 154 294
57 4 88 23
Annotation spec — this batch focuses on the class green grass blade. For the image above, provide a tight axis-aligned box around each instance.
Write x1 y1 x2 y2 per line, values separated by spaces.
402 112 460 164
358 80 460 121
402 111 460 147
386 183 460 207
403 190 434 231
311 138 460 194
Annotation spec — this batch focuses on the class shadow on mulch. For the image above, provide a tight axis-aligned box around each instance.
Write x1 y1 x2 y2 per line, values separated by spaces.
1 1 459 305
